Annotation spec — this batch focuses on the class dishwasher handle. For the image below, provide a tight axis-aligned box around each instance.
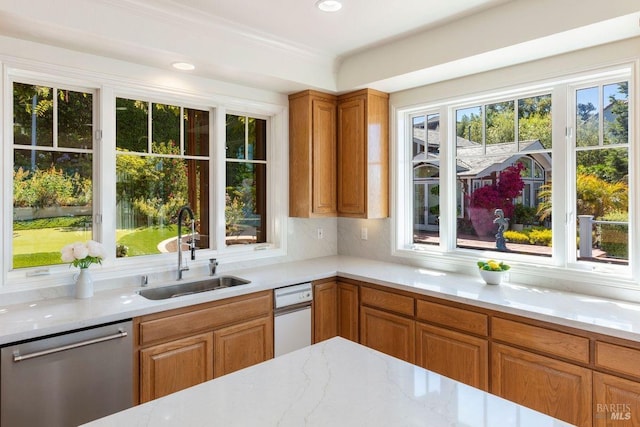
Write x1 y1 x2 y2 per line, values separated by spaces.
12 329 128 362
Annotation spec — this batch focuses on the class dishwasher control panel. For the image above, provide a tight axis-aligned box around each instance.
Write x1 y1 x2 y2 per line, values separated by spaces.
274 282 313 309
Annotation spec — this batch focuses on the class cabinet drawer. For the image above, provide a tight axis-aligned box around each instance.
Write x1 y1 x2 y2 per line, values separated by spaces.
492 317 589 364
138 292 272 346
360 286 414 317
595 341 640 379
416 299 488 336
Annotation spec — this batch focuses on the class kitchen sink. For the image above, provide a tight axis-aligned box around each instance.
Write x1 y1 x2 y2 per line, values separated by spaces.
137 276 251 300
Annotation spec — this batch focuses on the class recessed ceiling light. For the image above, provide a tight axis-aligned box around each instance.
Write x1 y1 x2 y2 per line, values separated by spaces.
172 62 195 71
315 0 342 12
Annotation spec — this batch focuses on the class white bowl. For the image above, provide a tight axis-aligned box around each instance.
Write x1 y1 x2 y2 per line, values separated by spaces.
479 269 505 285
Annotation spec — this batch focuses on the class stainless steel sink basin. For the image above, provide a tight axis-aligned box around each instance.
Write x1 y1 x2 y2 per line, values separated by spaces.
137 276 251 300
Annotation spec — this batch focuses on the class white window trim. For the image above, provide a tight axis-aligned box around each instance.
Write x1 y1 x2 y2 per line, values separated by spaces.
392 63 640 301
1 64 288 292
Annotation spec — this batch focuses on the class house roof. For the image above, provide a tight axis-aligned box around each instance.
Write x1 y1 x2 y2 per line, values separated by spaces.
413 133 549 178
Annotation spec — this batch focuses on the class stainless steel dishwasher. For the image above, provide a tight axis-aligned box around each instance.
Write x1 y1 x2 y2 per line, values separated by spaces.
274 282 313 357
1 319 133 427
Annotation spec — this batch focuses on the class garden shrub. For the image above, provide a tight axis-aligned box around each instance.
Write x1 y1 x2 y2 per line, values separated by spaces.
503 230 529 244
599 211 628 259
527 227 552 246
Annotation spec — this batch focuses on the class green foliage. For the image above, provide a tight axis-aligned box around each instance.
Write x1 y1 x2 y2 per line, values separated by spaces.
513 204 538 225
576 173 627 218
225 191 244 234
456 95 551 147
599 210 628 259
14 216 91 230
486 101 514 144
116 141 188 226
13 167 91 208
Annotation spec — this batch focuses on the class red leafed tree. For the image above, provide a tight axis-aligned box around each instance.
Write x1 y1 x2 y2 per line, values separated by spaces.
468 163 525 221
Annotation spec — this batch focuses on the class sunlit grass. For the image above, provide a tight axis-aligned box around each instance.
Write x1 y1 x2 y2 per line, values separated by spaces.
12 225 178 268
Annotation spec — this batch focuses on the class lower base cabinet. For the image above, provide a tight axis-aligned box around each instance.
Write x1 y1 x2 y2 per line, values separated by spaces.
337 281 359 342
593 372 640 427
360 306 415 364
135 291 273 404
213 316 273 377
492 343 592 427
140 332 214 402
416 322 488 391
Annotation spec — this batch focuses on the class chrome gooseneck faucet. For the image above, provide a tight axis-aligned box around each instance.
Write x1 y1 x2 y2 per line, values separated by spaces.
177 205 196 280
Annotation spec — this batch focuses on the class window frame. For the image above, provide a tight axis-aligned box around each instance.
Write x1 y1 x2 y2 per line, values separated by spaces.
393 64 638 295
2 67 288 290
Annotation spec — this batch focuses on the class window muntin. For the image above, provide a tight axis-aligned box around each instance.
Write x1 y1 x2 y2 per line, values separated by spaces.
574 81 629 265
115 98 210 258
12 82 94 269
455 94 552 254
225 114 267 245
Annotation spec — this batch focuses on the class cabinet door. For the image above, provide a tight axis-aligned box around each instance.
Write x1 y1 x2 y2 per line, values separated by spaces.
416 322 488 391
492 343 592 427
313 281 338 343
213 316 273 378
360 306 414 364
312 98 337 214
337 281 359 342
337 96 366 216
594 372 640 427
140 332 213 403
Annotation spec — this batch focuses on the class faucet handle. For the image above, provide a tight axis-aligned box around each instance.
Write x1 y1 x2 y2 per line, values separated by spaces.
209 258 218 276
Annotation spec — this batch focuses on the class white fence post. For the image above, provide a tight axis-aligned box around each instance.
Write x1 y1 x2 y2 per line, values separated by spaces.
578 215 593 258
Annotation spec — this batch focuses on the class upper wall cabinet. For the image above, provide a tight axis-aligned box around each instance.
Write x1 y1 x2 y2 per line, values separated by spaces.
337 89 389 218
289 90 337 217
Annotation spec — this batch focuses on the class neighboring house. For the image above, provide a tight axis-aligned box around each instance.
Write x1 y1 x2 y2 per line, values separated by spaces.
412 124 551 231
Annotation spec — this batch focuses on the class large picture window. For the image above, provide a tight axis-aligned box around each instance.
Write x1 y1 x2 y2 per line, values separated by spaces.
115 98 210 258
400 66 633 282
12 82 95 269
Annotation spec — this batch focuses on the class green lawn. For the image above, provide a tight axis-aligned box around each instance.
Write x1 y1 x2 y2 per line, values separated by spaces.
13 225 178 268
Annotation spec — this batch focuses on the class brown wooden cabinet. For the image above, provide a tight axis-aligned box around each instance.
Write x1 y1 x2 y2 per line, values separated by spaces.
593 372 640 426
213 316 273 377
289 90 337 217
337 281 359 342
139 332 213 403
414 297 489 390
337 89 389 218
492 342 592 427
416 322 488 391
359 285 415 363
135 291 273 404
313 280 338 343
360 306 415 364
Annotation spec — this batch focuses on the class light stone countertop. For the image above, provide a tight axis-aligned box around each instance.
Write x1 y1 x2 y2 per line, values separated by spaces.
82 337 572 427
0 255 639 345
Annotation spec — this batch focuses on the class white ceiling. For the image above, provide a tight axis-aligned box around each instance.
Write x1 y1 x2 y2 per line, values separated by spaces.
0 0 638 94
160 0 510 58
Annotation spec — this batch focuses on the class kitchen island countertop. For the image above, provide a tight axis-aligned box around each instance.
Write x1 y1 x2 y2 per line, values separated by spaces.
82 337 573 427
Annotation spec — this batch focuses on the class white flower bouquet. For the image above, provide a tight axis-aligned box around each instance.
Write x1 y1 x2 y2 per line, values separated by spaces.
61 240 106 269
